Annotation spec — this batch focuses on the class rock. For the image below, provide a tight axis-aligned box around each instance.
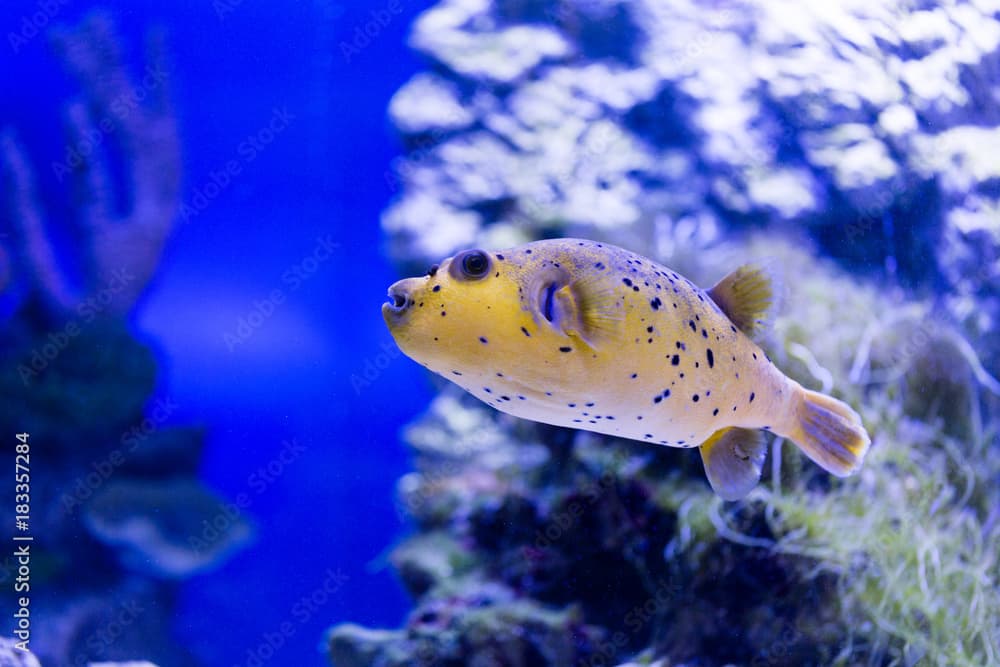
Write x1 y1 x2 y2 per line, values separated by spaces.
0 638 42 667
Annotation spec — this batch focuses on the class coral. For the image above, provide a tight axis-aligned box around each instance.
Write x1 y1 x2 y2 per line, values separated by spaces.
0 12 180 320
83 478 255 580
0 637 42 666
0 14 237 666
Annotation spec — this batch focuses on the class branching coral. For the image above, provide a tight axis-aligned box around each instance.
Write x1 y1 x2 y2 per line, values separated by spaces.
0 12 180 320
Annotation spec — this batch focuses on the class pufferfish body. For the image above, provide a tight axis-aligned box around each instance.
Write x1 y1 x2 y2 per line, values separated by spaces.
382 238 870 500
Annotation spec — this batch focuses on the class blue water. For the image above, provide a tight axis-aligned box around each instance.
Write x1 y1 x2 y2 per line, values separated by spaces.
4 1 433 664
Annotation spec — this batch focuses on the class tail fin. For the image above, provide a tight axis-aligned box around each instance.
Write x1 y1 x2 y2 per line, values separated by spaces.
783 388 871 477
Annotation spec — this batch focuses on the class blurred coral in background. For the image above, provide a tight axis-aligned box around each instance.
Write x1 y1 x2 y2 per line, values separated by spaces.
0 13 248 667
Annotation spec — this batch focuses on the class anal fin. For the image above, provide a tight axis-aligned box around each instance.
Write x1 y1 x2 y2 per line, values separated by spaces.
699 427 768 501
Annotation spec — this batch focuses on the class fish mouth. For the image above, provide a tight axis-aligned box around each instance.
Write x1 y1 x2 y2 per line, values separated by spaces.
385 288 407 312
382 277 422 324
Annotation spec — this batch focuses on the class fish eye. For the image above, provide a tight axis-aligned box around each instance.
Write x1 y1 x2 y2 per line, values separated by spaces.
453 250 491 280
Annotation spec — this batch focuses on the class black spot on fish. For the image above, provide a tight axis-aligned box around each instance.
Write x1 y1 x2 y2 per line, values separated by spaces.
432 285 441 292
631 373 638 379
428 264 439 277
521 327 531 337
452 371 462 376
706 349 714 368
480 336 488 344
594 262 605 270
525 249 532 254
671 355 680 366
749 392 755 403
586 402 595 407
573 419 582 423
647 326 654 333
559 346 572 353
546 392 553 396
484 387 492 393
653 395 662 404
730 325 737 333
518 396 526 400
496 253 505 260
568 403 576 408
441 311 446 316
695 362 700 368
650 297 662 310
623 278 633 287
689 320 696 332
753 353 758 360
496 372 504 377
606 416 615 420
644 433 653 438
692 394 699 402
500 395 511 401
676 342 686 350
712 408 719 416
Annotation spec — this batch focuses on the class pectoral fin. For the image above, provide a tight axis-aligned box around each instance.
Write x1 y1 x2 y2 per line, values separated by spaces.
556 275 624 346
699 427 768 501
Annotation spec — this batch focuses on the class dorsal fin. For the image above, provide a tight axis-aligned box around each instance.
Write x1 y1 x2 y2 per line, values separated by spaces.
699 427 768 501
707 264 776 338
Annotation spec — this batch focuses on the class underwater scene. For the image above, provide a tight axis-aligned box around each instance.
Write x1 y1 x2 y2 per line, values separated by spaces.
1 0 999 665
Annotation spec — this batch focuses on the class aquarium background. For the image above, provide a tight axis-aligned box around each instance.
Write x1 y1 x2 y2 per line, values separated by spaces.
2 0 999 666
2 1 432 665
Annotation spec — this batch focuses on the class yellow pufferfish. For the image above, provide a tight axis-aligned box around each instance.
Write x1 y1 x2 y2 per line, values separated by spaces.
382 238 871 500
